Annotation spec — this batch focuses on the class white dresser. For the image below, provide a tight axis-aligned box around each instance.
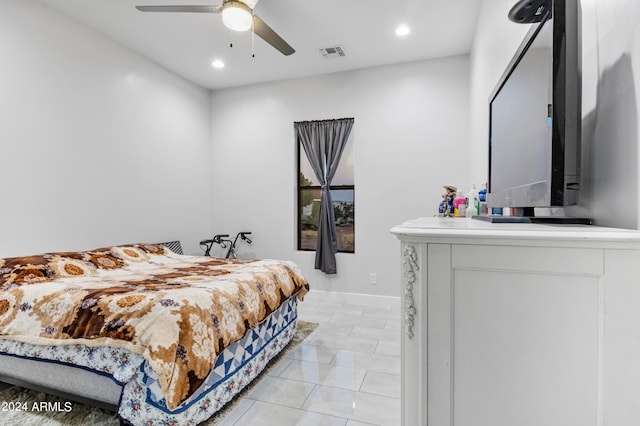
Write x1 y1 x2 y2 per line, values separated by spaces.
390 217 640 426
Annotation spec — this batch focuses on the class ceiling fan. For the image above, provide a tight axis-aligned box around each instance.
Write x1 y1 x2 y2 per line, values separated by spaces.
135 0 295 56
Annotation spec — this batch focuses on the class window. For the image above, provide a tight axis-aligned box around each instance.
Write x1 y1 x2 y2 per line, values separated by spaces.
297 140 354 253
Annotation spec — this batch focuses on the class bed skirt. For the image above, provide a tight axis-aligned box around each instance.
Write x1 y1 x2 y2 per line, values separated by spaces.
0 294 299 425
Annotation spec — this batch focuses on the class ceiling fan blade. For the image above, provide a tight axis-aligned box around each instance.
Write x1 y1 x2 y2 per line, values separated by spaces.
135 5 221 13
252 15 295 56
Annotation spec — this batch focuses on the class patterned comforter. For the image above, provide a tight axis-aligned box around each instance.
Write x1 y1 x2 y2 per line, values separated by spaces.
0 244 309 409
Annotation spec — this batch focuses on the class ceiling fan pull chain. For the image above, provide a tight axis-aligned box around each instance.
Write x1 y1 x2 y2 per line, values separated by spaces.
251 15 255 58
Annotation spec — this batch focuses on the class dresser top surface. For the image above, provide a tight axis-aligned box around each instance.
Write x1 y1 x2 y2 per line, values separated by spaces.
391 217 640 244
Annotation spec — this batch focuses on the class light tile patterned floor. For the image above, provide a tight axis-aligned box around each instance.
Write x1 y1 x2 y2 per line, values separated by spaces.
218 295 402 426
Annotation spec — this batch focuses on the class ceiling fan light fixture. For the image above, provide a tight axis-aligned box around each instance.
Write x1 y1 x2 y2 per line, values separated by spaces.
221 1 253 32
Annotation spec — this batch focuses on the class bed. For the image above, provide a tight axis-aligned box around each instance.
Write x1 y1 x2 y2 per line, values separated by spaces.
0 243 309 425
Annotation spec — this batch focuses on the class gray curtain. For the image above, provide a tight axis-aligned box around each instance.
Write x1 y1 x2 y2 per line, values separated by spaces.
295 118 354 274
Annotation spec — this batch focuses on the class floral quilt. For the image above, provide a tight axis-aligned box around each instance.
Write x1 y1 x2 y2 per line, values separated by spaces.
0 244 309 409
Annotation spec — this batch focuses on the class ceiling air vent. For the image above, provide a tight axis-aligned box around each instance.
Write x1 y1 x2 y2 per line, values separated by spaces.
318 45 346 59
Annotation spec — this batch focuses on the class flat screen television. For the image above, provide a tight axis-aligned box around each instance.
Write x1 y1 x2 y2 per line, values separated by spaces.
483 0 587 224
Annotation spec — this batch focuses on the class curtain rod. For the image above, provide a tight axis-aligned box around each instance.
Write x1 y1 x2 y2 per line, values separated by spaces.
294 117 354 125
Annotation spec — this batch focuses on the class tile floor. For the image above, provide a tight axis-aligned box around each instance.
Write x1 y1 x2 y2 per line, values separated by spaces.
218 296 402 426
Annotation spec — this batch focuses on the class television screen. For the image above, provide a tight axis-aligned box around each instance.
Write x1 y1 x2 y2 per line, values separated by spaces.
489 20 552 206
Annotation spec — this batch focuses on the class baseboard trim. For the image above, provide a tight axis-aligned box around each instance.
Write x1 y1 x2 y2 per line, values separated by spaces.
303 289 400 310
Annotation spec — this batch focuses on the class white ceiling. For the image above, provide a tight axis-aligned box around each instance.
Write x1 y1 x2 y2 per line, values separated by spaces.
38 0 482 90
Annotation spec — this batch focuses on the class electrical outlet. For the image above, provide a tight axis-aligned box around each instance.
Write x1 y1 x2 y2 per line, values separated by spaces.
369 273 377 285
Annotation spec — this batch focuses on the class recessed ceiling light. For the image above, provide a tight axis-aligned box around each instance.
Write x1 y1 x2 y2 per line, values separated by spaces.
211 59 225 69
396 25 411 37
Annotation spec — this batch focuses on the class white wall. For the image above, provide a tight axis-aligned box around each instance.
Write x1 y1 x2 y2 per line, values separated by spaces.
470 0 640 229
579 0 640 229
0 0 212 257
209 57 470 297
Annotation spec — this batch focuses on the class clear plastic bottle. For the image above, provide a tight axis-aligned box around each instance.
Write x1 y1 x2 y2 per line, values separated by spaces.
458 200 467 217
466 184 478 217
